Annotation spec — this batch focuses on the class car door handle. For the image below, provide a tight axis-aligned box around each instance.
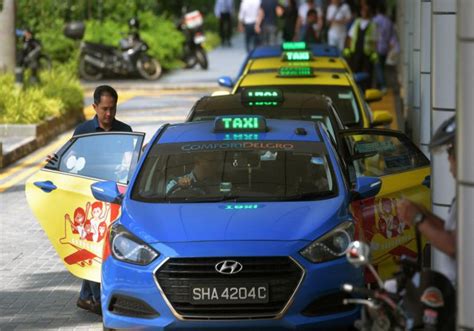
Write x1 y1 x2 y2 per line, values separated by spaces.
34 180 57 193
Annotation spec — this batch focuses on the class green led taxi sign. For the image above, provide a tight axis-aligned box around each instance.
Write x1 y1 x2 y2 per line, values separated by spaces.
283 51 312 61
246 101 279 107
282 41 307 51
214 115 267 132
278 66 314 77
241 88 283 102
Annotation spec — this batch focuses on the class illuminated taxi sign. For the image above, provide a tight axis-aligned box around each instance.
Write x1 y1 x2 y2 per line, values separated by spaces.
241 88 283 102
214 115 267 132
246 101 279 107
278 66 314 78
282 41 307 51
282 51 312 61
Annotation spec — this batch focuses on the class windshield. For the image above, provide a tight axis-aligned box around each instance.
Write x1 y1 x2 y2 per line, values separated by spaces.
132 141 336 203
192 108 338 143
238 85 362 127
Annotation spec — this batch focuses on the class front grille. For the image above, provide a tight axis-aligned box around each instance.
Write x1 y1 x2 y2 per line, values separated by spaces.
155 257 304 319
108 294 159 318
301 292 355 317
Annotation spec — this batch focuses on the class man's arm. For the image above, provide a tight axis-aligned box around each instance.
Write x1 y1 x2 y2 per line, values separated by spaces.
255 7 264 34
397 199 456 258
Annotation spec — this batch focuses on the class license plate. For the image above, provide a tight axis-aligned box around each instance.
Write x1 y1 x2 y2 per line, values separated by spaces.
190 283 269 305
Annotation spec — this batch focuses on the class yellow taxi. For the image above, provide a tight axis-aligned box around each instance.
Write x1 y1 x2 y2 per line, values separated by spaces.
232 67 393 129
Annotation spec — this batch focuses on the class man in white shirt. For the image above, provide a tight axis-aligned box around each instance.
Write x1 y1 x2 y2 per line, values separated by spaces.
238 0 261 52
294 0 323 41
326 0 352 50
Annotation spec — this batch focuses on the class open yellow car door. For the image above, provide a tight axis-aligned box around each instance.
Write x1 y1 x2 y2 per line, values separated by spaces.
25 132 144 282
342 129 431 280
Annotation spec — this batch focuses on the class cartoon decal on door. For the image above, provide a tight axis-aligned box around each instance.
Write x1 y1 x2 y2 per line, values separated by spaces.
60 201 120 267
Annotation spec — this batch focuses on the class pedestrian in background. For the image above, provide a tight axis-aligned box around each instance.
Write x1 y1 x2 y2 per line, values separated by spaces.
345 1 377 90
281 0 299 42
238 0 261 52
326 0 352 51
303 9 322 43
294 0 323 41
255 0 282 46
373 3 394 92
215 0 234 47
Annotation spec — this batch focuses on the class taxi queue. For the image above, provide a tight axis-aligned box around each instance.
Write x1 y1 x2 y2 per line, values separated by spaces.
25 42 431 330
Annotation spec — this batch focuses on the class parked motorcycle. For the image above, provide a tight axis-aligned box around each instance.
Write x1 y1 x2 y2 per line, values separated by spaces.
64 20 162 81
342 235 456 330
178 10 208 70
17 29 51 83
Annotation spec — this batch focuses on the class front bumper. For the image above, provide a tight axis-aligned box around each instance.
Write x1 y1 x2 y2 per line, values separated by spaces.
102 241 363 330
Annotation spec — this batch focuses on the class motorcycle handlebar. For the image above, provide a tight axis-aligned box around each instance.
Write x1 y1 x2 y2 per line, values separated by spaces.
341 284 376 298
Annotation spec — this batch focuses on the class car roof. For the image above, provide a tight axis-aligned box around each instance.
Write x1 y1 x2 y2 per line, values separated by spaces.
238 71 352 87
249 44 340 58
192 93 332 114
158 119 322 144
247 57 349 73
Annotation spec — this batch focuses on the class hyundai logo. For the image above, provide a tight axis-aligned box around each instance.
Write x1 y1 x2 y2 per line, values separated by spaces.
215 260 243 275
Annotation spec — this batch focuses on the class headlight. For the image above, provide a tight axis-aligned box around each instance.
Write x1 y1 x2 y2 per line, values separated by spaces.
300 221 354 263
110 224 159 265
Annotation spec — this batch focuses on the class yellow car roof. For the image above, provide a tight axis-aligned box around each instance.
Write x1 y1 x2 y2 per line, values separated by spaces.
247 57 350 73
238 71 353 87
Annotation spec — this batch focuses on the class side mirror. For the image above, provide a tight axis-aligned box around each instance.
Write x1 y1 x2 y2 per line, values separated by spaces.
91 181 123 205
217 76 234 88
371 110 393 126
365 89 384 102
352 176 381 200
211 90 231 97
353 72 369 84
346 241 371 267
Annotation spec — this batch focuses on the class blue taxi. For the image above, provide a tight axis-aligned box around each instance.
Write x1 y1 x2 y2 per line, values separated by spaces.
26 113 431 330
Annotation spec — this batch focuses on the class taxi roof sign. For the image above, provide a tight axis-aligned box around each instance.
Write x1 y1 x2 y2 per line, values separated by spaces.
214 115 267 132
278 66 314 77
241 88 283 102
282 41 307 51
282 51 312 61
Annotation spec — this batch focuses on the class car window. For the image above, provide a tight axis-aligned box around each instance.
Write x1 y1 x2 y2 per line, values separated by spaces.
132 141 336 203
343 132 429 177
237 85 362 127
58 133 143 184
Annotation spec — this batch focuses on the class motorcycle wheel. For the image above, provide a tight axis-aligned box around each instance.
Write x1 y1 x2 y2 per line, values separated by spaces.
38 54 52 71
184 55 197 69
79 55 103 81
196 48 208 70
136 55 162 80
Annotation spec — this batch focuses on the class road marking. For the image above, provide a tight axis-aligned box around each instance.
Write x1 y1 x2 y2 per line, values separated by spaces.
0 161 45 193
0 137 68 181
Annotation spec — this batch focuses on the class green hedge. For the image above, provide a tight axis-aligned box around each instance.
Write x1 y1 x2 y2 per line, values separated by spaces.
0 66 83 124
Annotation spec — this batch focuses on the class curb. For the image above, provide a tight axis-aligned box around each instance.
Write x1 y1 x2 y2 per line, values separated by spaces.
0 109 84 169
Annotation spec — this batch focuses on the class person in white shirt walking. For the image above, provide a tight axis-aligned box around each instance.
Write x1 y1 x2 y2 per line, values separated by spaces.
326 0 352 51
238 0 261 52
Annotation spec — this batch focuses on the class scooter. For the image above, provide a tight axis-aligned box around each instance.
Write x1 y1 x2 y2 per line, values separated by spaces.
342 232 456 330
64 20 162 81
178 10 208 70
